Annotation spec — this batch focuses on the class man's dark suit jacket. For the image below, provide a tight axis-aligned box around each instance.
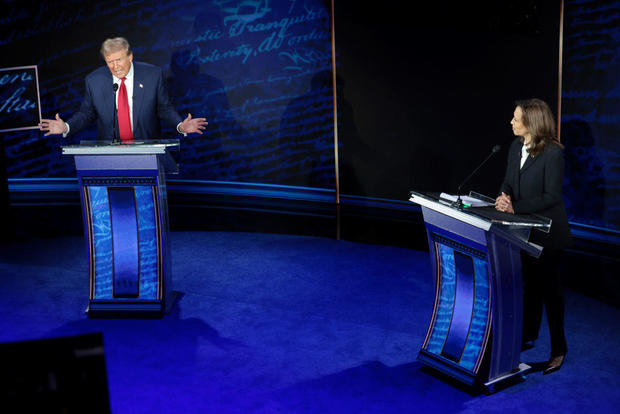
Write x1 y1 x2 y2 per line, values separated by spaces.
500 138 572 251
66 62 182 140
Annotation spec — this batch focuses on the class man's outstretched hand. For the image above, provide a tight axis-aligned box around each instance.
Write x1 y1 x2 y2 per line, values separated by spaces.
39 113 68 136
180 113 208 135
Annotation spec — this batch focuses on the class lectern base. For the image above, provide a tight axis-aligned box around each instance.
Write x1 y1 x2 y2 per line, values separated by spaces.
419 350 530 393
86 291 179 318
418 350 478 386
86 301 164 319
484 363 531 394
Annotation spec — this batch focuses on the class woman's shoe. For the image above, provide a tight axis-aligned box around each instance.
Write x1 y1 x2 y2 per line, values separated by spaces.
543 355 565 375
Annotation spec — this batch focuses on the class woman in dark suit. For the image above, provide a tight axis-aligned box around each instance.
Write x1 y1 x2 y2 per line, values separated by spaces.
495 98 572 375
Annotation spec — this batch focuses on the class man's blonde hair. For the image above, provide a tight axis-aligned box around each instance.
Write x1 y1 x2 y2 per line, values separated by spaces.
100 37 131 57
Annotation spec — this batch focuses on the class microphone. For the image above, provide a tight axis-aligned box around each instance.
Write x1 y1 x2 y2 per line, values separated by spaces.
453 144 501 209
112 83 119 144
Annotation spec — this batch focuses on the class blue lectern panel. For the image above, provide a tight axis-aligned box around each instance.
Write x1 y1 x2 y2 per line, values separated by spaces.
423 234 491 374
88 186 113 299
441 251 475 361
459 257 490 371
108 188 140 298
135 186 159 299
88 183 161 301
426 243 455 355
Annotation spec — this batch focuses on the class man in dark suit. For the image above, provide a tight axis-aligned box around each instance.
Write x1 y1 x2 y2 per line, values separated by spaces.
39 37 207 140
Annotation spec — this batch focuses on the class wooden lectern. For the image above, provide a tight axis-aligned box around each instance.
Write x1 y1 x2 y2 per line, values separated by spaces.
410 191 551 391
63 140 179 317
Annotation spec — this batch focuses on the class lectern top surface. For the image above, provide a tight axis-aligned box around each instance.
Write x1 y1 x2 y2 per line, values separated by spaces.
409 191 551 231
61 139 180 155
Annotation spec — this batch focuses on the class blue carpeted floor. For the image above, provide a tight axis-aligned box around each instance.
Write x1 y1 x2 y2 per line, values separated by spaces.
0 231 618 413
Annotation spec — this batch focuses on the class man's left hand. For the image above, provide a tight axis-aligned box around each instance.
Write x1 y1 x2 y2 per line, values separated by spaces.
180 113 208 135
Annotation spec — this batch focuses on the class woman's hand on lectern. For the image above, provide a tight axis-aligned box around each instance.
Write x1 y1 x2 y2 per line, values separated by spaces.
39 113 68 136
495 192 514 214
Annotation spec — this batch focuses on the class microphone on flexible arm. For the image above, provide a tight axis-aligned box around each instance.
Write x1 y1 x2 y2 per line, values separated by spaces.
112 82 119 144
453 144 501 209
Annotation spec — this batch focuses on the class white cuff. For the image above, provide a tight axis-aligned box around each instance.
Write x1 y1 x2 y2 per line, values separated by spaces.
62 122 70 138
176 122 187 137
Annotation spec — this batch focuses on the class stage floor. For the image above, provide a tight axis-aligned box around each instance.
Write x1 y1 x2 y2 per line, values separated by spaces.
1 232 618 413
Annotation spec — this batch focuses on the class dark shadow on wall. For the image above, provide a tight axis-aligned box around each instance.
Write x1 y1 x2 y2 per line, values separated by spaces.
277 70 382 193
278 70 338 188
166 9 253 181
561 119 605 227
335 73 382 198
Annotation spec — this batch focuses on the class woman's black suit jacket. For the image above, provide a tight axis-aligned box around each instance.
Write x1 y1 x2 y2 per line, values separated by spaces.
500 138 572 251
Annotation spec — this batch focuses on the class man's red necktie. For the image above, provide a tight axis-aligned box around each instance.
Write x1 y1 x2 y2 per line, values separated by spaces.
117 77 133 142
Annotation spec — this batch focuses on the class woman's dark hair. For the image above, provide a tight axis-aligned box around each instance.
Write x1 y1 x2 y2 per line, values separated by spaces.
515 98 564 156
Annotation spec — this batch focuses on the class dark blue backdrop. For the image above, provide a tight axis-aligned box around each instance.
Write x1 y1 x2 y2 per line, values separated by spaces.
561 0 620 231
1 0 620 233
1 0 335 187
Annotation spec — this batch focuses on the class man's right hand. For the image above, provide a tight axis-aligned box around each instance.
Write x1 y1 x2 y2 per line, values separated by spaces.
39 113 68 136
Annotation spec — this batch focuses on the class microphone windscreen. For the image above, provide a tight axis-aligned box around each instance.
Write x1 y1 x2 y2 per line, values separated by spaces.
113 83 119 92
492 145 501 153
